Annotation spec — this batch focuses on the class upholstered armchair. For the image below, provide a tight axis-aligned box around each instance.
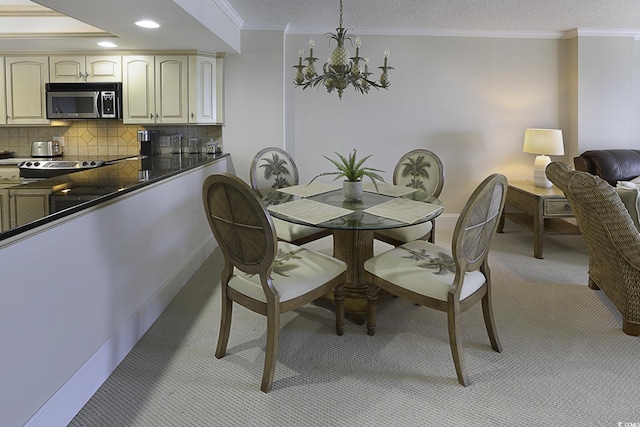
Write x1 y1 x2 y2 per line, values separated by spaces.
546 162 640 336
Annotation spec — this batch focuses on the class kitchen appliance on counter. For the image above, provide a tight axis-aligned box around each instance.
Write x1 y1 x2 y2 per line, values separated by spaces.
31 140 63 157
46 82 122 119
138 130 158 156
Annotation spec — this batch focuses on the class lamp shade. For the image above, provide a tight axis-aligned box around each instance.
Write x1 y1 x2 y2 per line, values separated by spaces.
523 128 564 156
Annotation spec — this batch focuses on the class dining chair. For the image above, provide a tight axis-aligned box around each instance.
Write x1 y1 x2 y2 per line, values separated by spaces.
202 173 347 392
364 173 507 386
375 149 445 246
250 147 332 245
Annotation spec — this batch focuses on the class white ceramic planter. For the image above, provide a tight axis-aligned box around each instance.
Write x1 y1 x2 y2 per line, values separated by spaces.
343 180 363 201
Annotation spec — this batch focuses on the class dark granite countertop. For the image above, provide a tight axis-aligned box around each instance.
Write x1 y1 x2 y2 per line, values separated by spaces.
0 152 229 242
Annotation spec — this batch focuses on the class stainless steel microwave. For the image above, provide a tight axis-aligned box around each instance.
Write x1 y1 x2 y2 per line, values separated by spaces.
46 82 122 119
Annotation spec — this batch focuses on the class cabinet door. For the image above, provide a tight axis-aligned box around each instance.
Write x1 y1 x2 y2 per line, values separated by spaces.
9 187 51 228
155 56 188 124
86 56 121 82
122 56 155 124
49 56 85 82
5 56 49 125
0 188 9 232
188 55 224 124
0 57 5 125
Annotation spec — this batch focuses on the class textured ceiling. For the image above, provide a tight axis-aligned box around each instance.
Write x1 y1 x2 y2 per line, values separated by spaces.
229 0 640 35
2 0 640 53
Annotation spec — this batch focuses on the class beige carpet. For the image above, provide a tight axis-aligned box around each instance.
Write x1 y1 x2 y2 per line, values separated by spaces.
69 221 640 426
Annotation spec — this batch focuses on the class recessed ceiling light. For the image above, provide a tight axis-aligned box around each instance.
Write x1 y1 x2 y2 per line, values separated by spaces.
98 41 117 48
135 20 160 29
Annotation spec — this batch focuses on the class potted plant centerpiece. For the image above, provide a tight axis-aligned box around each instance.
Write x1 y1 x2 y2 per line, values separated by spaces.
309 149 385 201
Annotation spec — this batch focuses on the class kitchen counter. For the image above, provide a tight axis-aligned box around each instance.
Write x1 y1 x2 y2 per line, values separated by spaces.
0 152 229 242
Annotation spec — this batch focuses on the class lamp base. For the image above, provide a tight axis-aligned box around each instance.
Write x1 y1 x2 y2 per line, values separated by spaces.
532 155 553 188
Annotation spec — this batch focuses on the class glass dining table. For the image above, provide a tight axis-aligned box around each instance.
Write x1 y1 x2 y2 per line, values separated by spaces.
264 182 444 324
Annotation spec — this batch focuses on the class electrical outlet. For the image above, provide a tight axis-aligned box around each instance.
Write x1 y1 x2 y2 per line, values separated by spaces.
52 136 64 147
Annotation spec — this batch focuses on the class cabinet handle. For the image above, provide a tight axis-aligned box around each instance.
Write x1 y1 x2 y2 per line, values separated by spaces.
155 114 159 119
150 114 154 119
191 112 195 118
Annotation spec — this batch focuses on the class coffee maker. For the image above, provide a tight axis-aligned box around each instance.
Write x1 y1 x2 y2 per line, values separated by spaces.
137 130 157 156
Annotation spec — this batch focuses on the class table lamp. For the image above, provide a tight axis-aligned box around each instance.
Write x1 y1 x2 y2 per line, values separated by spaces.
523 128 564 188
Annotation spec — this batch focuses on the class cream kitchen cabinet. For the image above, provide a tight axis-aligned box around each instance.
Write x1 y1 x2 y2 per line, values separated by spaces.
4 56 49 125
49 55 122 83
122 55 188 124
9 185 51 228
0 57 5 125
188 55 224 124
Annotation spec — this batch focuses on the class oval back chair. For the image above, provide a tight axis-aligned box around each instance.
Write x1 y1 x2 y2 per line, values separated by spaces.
375 149 445 245
250 147 331 245
202 173 346 392
364 174 507 386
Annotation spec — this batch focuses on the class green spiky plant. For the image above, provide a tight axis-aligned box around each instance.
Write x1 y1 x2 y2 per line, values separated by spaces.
309 149 385 192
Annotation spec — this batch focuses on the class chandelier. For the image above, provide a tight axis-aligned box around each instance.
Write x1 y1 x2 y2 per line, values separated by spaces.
292 0 393 99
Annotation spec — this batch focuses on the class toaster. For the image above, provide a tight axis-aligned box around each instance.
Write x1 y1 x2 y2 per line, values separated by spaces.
31 140 63 157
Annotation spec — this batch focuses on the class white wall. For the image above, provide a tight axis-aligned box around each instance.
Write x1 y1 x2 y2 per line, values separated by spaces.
576 36 637 151
0 158 227 427
224 30 284 185
226 31 573 213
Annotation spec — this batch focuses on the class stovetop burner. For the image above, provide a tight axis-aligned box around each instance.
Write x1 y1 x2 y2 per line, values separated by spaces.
18 159 105 170
17 155 136 179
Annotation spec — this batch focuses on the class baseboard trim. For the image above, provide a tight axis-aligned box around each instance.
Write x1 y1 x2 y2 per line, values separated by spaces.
24 236 217 427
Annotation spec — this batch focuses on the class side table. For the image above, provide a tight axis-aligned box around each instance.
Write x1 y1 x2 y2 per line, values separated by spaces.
497 180 580 259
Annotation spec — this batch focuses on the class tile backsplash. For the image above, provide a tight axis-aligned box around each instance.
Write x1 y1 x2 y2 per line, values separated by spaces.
0 121 222 157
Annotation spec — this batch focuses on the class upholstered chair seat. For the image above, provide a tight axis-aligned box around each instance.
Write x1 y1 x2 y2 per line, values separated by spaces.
365 240 487 302
229 241 347 304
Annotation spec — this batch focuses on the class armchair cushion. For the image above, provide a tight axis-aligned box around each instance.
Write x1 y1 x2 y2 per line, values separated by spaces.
615 188 640 231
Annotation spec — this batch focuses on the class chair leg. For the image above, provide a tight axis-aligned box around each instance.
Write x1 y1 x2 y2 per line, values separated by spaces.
215 294 233 359
428 220 436 243
481 292 502 353
366 283 379 336
261 305 280 393
334 283 345 336
447 307 469 386
622 319 640 336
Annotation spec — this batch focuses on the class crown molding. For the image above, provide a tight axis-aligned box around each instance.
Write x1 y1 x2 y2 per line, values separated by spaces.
213 0 244 29
569 28 640 38
241 24 640 40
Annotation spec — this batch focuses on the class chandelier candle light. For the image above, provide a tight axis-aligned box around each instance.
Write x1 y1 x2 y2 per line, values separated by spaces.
523 128 565 188
292 0 393 99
